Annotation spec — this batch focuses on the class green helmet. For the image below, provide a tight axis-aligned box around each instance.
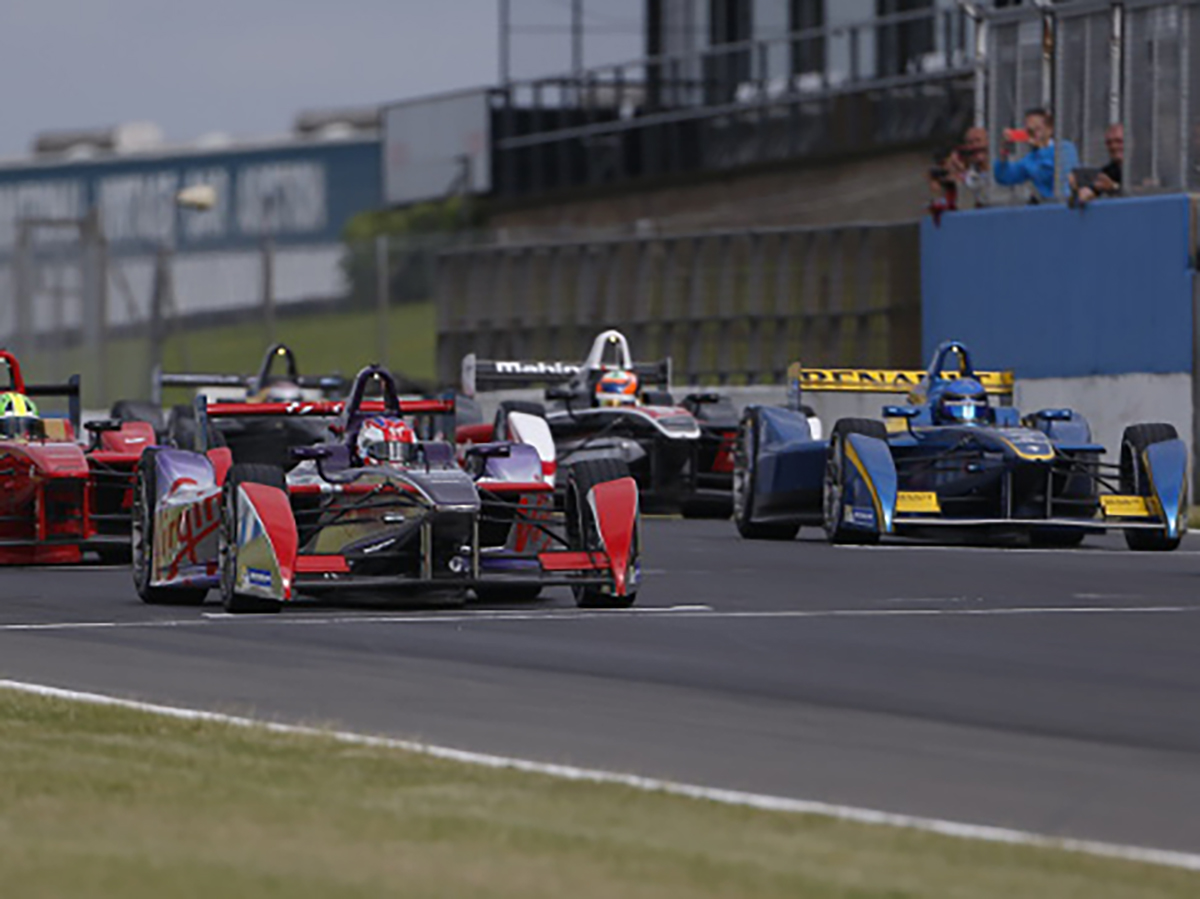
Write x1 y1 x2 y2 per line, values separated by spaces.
0 392 41 440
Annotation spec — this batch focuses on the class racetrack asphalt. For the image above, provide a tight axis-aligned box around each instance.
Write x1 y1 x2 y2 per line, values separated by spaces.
1 520 1199 854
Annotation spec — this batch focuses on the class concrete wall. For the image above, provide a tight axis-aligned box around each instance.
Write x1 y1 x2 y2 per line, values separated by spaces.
1016 374 1193 464
489 147 935 236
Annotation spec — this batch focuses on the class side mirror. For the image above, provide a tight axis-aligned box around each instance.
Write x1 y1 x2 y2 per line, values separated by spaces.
85 419 122 434
545 385 573 401
883 405 920 419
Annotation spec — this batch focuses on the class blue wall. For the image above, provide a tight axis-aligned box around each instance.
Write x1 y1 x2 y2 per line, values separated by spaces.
0 139 381 258
921 195 1194 378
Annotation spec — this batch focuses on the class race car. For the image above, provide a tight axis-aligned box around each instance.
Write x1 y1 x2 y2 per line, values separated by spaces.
462 330 740 516
734 340 1188 550
0 350 154 564
132 363 641 612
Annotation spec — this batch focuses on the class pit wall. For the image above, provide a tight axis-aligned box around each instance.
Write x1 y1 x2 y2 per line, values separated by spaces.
921 194 1198 465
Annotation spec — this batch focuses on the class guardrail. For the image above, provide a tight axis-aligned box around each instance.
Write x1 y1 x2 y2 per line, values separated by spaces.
490 7 974 198
434 222 921 387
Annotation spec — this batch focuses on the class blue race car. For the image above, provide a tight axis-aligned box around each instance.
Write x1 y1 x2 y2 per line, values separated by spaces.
733 341 1188 550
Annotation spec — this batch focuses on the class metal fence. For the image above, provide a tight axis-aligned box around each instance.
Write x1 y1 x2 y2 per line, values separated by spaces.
491 7 975 198
0 228 458 408
985 0 1200 198
434 222 922 387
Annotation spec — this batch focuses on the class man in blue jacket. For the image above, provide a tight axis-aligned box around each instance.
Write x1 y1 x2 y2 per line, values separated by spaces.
994 108 1080 200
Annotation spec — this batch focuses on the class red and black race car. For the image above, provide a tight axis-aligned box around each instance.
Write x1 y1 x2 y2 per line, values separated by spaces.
0 350 154 564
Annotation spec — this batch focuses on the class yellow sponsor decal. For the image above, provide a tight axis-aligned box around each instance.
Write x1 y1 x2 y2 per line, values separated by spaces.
885 416 910 434
1101 495 1152 518
792 367 1014 396
896 491 941 514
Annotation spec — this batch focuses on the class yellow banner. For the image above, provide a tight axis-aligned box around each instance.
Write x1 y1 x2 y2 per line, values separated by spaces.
896 491 942 514
791 367 1014 396
1100 495 1152 518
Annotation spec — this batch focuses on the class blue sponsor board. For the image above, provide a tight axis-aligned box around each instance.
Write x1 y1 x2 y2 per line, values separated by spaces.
921 194 1194 378
0 138 382 257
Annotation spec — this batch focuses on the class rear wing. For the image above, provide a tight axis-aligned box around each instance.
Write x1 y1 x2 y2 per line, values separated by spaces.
787 365 1014 400
202 399 455 419
462 353 672 397
152 367 344 404
195 396 456 451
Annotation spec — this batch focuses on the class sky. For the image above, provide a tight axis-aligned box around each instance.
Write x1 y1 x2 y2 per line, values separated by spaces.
0 0 643 158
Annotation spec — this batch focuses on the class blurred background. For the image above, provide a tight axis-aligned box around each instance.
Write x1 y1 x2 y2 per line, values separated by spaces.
0 1 1191 419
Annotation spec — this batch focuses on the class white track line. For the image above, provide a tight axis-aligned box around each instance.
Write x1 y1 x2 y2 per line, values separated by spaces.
0 603 1197 633
836 544 1200 556
0 677 1197 873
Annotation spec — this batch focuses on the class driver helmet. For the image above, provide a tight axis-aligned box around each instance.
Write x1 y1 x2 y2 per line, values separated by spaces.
595 370 639 408
935 378 990 425
0 392 41 440
259 380 304 404
356 416 417 466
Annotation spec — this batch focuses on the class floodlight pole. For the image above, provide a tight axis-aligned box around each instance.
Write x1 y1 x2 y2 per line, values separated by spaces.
499 0 511 83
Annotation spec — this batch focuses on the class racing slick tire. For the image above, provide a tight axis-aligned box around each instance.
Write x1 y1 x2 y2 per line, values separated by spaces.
565 457 638 609
132 448 208 606
732 408 800 540
1120 423 1183 552
219 463 287 613
823 418 889 546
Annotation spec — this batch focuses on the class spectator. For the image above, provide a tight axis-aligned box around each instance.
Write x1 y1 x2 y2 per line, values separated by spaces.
993 108 1080 200
1072 123 1124 204
927 147 959 224
952 126 990 207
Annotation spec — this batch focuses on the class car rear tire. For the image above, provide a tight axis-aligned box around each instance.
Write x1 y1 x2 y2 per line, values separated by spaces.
132 448 208 605
565 458 638 608
1120 423 1183 551
733 408 799 540
219 463 287 613
823 418 888 545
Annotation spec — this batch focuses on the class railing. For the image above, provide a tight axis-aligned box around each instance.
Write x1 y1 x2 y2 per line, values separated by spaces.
434 223 922 387
984 0 1200 199
490 7 975 198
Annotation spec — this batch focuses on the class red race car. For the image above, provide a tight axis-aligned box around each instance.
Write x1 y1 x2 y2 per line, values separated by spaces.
0 350 154 564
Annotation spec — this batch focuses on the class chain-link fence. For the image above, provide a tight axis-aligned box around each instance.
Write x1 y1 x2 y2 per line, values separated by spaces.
434 222 922 388
983 0 1200 201
0 227 468 409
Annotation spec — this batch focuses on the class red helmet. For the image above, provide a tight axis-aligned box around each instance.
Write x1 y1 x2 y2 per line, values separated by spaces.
356 416 417 466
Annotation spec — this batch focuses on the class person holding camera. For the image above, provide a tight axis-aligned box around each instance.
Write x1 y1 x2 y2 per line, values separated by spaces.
1071 123 1123 205
993 108 1079 200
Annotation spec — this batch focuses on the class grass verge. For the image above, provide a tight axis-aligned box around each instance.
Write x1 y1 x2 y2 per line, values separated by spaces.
0 687 1195 898
19 302 436 410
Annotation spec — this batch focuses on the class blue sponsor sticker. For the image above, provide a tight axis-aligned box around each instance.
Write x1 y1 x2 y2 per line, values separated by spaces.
247 567 273 588
850 507 877 527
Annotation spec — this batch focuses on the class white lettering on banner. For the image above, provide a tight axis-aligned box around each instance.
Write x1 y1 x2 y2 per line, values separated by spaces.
179 168 230 241
235 162 326 237
0 180 84 250
98 172 180 244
